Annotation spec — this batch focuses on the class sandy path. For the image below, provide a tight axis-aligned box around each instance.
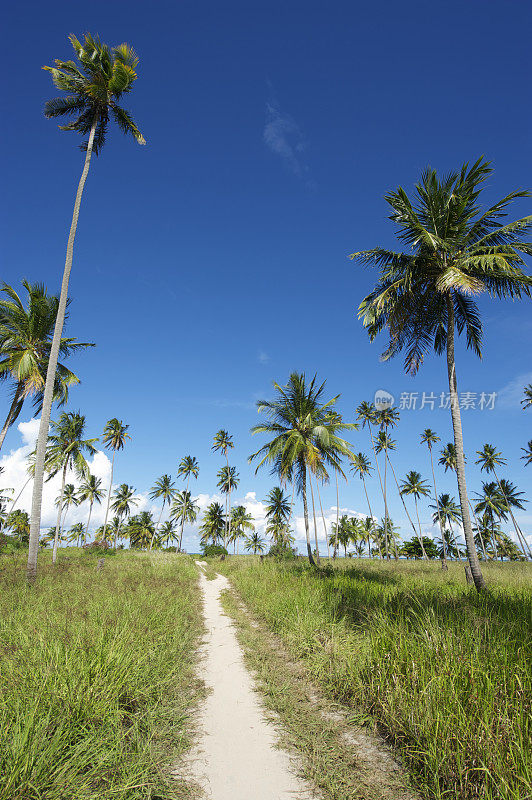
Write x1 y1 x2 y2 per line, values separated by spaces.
185 565 315 800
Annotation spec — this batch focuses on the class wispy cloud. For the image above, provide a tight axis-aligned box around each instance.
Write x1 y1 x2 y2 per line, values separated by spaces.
258 350 270 364
497 371 532 410
263 90 314 188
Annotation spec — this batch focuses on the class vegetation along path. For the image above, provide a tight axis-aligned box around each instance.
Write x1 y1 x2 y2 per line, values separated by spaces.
185 562 315 799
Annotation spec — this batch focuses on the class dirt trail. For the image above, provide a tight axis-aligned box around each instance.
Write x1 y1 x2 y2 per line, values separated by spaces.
184 565 315 799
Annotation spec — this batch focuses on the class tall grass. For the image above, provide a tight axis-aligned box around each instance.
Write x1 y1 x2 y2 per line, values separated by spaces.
219 558 532 800
0 551 201 800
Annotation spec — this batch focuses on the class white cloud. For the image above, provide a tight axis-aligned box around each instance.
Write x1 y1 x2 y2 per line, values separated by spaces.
263 98 315 188
258 350 270 364
497 371 532 410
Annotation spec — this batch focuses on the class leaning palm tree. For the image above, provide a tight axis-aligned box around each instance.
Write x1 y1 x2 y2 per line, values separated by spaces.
110 483 138 549
216 465 239 550
148 474 175 550
66 521 84 547
475 444 531 559
170 490 199 551
522 385 532 410
0 281 92 451
250 373 354 565
101 419 130 543
44 411 97 563
400 471 431 559
27 34 145 582
77 474 104 542
352 158 532 591
230 505 255 554
244 531 266 555
212 431 234 545
420 428 447 568
521 441 532 466
176 455 199 548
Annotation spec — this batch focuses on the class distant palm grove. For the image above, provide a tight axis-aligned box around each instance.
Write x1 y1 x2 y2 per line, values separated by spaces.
0 35 530 595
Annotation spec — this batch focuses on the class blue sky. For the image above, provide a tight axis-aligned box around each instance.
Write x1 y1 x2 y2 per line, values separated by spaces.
1 0 531 551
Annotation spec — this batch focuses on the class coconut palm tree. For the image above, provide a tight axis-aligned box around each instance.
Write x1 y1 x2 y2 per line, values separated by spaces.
96 515 121 547
356 402 386 537
5 509 30 543
420 428 448 568
522 385 532 410
127 512 155 550
439 441 487 560
148 474 175 550
352 158 532 591
110 483 137 549
212 431 234 545
0 281 92 451
359 516 375 558
101 419 130 543
474 482 509 558
521 441 532 466
170 491 199 551
58 483 79 541
430 493 462 559
230 505 255 554
244 531 266 555
77 474 104 542
27 34 145 582
158 520 177 549
475 444 531 559
264 486 291 545
375 407 400 557
331 514 353 558
400 471 431 559
44 411 97 564
216 465 239 550
250 373 354 566
176 456 199 547
200 502 225 548
374 430 419 556
66 521 84 547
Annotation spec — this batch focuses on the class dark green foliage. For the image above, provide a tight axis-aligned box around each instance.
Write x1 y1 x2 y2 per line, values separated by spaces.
267 542 298 560
201 543 228 558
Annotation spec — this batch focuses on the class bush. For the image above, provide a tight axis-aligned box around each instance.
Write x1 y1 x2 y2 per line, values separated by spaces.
82 541 117 557
201 544 228 558
268 542 297 560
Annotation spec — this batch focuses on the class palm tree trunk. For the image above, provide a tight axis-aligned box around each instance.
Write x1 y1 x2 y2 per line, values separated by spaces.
308 471 321 565
0 383 24 453
301 465 315 566
85 500 93 545
387 455 425 555
334 471 340 559
52 462 68 564
492 468 532 559
26 116 98 583
316 481 330 559
383 447 390 559
367 424 387 552
102 449 116 545
179 476 191 552
428 447 447 569
361 476 376 559
468 498 488 560
414 497 428 559
7 475 32 517
446 294 486 591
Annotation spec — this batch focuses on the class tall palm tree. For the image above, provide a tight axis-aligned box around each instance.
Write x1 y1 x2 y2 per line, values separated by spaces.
101 418 130 543
77 474 104 543
356 402 386 541
420 428 448 568
400 470 431 559
230 505 255 554
27 34 145 582
212 431 234 545
352 158 532 591
66 522 84 547
200 501 225 548
438 441 486 558
216 465 239 550
44 411 97 563
58 483 79 540
521 441 532 466
250 373 354 565
264 486 291 545
148 474 175 550
110 483 138 549
176 456 199 548
475 444 531 559
96 515 122 547
244 531 266 555
331 514 353 558
170 490 199 551
374 430 418 556
522 385 532 409
0 281 92 451
350 452 376 556
430 493 462 558
375 407 400 557
474 482 509 558
127 512 155 550
158 520 177 549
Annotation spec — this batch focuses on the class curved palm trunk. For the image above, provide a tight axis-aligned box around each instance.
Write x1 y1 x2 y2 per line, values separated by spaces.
301 465 315 566
428 446 447 569
413 497 428 559
0 383 24 453
52 462 68 564
446 295 486 591
468 498 488 560
27 117 97 583
492 468 531 559
316 481 330 559
308 471 321 565
361 476 374 558
387 455 425 556
8 475 32 517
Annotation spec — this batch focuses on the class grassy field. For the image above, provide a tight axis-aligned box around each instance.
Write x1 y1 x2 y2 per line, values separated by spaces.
217 557 532 800
0 550 202 800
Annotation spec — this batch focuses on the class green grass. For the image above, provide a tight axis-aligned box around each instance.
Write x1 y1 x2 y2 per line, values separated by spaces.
0 550 202 800
217 557 532 800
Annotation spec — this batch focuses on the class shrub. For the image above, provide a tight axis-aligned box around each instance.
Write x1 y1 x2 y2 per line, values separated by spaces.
201 544 228 558
268 542 297 560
